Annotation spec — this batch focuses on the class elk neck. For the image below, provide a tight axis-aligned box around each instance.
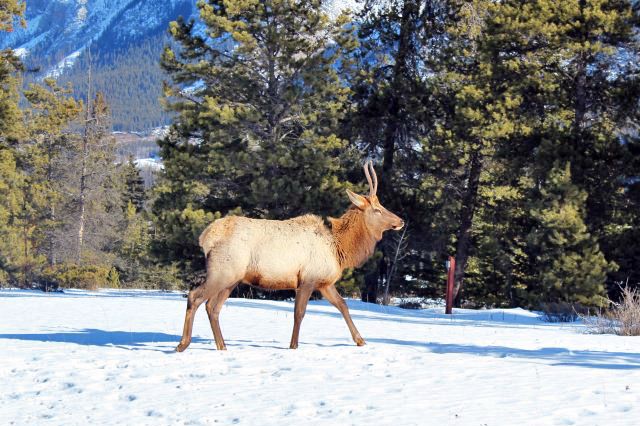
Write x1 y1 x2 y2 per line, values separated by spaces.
329 207 379 270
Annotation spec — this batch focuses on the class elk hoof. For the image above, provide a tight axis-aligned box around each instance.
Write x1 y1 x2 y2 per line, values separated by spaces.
355 337 366 346
176 342 189 352
289 343 298 349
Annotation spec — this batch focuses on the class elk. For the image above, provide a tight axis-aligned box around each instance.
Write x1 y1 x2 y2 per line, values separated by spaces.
176 161 404 351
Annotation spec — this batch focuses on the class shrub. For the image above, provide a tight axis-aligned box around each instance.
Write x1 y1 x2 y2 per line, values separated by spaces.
121 263 181 291
541 301 588 323
398 301 422 310
615 286 640 336
582 286 640 336
41 264 119 290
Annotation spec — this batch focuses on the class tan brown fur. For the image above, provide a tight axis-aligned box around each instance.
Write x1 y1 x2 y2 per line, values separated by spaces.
329 207 378 270
176 161 403 352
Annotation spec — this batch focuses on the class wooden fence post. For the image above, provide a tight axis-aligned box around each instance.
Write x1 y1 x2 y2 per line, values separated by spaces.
445 256 455 314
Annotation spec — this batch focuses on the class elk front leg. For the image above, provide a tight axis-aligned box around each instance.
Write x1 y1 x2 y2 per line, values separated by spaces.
289 285 314 349
320 285 365 346
205 286 234 350
176 286 206 352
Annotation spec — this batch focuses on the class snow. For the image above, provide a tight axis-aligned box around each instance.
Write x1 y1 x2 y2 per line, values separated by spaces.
323 0 363 19
134 158 164 171
150 126 170 139
44 49 83 79
1 288 638 425
13 47 28 58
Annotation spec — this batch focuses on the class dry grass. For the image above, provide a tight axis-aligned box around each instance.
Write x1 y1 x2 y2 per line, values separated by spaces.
581 286 640 336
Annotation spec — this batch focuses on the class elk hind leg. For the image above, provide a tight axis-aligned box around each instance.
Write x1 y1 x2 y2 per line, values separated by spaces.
176 285 207 352
205 285 235 350
289 285 314 349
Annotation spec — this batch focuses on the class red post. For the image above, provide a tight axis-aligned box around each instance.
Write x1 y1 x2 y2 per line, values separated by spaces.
445 256 456 314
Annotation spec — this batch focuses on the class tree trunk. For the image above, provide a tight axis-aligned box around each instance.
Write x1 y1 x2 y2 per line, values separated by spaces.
453 150 482 305
22 198 29 288
77 181 86 263
362 270 378 303
381 0 418 178
49 204 56 265
367 1 419 304
77 57 91 263
383 222 408 305
361 256 387 303
46 137 56 266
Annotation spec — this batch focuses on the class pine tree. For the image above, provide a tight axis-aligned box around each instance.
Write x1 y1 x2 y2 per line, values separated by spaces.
0 0 26 285
121 156 146 211
118 201 151 282
417 0 532 304
0 0 24 33
0 146 25 284
0 50 22 142
480 0 639 300
74 91 118 263
154 0 359 277
0 0 25 141
22 79 82 271
349 0 450 301
527 163 615 306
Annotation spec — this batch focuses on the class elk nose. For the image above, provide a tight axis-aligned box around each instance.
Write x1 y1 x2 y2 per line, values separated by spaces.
393 220 404 230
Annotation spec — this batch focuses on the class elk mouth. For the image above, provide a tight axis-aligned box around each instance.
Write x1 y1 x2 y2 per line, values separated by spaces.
391 221 404 231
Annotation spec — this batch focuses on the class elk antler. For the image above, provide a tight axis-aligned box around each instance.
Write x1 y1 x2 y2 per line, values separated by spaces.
370 161 378 196
363 160 378 197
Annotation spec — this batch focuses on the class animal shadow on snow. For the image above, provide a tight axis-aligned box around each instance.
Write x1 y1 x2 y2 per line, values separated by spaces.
368 338 640 370
233 300 542 330
0 329 207 352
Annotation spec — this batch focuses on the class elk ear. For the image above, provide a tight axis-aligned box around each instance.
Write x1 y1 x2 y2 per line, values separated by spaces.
346 188 368 209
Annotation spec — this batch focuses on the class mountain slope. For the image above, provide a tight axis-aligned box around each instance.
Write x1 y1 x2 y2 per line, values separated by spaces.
2 0 196 131
2 0 195 67
2 0 359 131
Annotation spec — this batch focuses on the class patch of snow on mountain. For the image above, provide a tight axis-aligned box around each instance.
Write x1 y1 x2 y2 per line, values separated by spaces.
323 0 362 19
134 158 164 171
13 47 28 58
45 49 83 79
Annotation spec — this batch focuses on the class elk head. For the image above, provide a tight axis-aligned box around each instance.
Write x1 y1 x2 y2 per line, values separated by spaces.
345 161 404 240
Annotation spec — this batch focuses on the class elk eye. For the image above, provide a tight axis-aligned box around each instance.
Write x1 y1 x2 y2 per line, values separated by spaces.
374 209 382 215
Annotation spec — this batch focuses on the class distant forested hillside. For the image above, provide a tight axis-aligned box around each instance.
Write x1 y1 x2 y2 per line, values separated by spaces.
22 34 172 131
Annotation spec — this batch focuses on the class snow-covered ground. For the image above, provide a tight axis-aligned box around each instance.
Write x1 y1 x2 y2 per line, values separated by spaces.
1 289 638 425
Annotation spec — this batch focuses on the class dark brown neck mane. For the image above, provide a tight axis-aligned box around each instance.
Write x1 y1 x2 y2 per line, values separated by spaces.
329 207 379 270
